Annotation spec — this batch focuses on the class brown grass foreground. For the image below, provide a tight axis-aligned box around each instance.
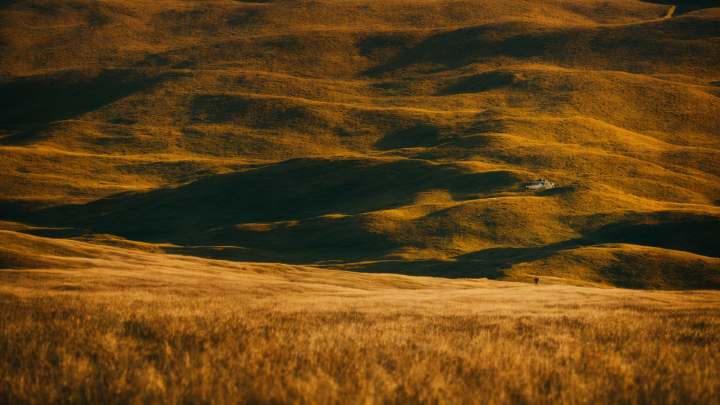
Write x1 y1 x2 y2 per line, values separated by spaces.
1 233 719 404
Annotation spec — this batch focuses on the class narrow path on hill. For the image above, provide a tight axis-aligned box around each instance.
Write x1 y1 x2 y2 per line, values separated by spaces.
664 5 677 18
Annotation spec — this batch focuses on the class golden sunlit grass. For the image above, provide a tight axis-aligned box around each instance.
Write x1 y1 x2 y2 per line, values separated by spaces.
2 0 719 285
1 0 720 400
1 235 719 404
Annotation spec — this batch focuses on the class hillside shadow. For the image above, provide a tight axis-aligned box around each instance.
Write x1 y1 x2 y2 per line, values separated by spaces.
374 125 442 150
364 24 549 76
15 196 719 276
581 212 720 258
189 94 329 127
0 199 50 218
344 259 506 279
454 242 587 274
454 210 720 271
364 17 720 76
24 158 525 242
19 228 93 239
172 214 404 263
0 0 24 9
0 69 180 130
436 71 519 96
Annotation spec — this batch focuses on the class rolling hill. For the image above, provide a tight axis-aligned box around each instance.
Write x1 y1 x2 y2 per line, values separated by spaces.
1 0 720 288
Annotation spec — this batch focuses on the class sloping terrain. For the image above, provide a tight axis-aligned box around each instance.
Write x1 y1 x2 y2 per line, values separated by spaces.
3 227 720 404
1 0 720 287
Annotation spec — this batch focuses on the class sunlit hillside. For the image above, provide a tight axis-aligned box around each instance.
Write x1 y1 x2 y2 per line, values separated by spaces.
2 0 720 280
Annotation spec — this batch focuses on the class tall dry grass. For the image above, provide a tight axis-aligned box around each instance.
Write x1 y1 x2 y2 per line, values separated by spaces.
1 249 718 404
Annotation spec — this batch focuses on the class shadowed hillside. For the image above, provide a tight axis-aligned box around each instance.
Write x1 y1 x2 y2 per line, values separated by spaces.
1 0 720 287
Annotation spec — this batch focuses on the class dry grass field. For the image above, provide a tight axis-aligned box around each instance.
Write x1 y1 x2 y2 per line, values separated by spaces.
1 230 719 404
2 0 720 402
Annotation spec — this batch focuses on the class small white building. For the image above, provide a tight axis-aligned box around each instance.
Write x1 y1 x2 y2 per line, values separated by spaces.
526 178 557 190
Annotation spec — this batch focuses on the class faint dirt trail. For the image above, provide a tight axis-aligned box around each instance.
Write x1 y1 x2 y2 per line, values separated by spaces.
664 5 677 18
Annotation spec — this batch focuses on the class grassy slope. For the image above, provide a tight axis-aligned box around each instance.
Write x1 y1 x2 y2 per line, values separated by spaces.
1 0 720 287
1 229 719 403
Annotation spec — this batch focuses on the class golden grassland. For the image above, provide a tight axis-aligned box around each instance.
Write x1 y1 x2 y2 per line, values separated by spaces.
1 1 720 401
1 231 719 404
